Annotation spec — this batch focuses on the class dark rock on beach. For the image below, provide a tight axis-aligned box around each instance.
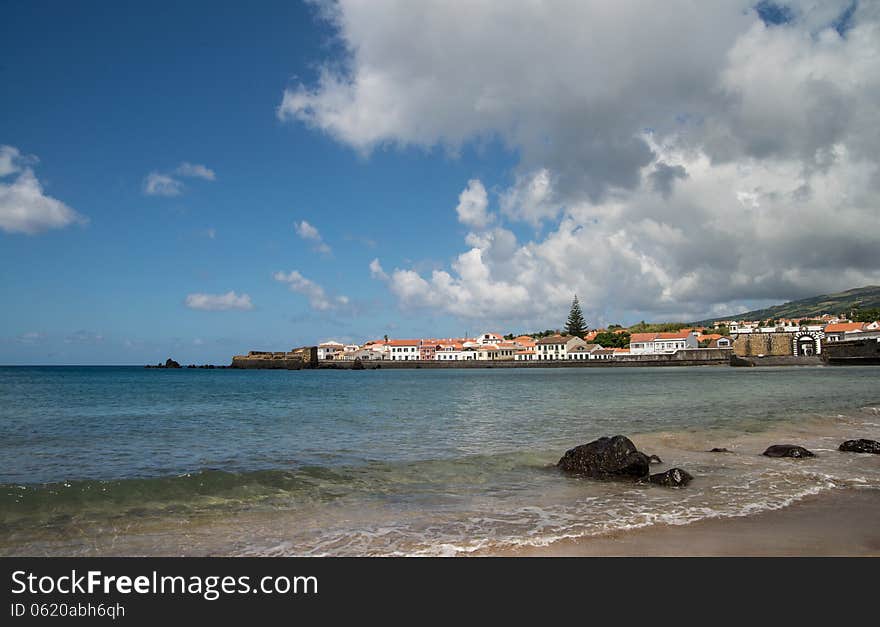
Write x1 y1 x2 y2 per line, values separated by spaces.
839 439 880 454
709 447 731 453
647 454 663 464
557 435 650 479
762 444 815 458
648 468 693 488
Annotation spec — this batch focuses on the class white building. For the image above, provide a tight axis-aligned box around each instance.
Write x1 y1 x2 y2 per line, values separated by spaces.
475 343 517 360
514 350 536 361
476 332 504 346
629 331 698 355
317 341 345 360
387 339 421 360
534 335 588 361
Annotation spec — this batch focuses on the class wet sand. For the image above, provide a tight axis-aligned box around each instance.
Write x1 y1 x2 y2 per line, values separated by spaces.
491 488 880 556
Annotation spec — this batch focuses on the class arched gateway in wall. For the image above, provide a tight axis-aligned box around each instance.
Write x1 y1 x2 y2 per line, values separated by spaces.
792 330 823 356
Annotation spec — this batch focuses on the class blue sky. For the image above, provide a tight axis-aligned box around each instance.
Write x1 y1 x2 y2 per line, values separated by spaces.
0 1 516 363
2 1 878 364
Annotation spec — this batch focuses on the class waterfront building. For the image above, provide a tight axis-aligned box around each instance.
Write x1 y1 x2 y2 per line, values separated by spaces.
592 347 615 360
514 349 536 361
387 339 420 361
419 341 439 361
435 342 464 360
824 322 869 343
566 343 601 360
317 341 345 360
476 332 504 345
534 335 588 361
629 331 698 354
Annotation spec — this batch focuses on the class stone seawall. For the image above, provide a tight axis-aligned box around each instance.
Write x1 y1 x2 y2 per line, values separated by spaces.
230 346 318 369
316 349 732 369
231 357 307 369
730 355 823 367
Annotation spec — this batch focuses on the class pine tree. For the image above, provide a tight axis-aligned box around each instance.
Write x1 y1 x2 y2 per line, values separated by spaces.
565 295 587 337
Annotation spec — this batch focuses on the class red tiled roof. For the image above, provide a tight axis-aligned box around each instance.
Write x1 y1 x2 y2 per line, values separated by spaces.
824 322 866 333
629 333 656 343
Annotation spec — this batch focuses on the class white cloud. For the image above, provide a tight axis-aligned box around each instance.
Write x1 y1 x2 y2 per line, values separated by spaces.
369 258 388 280
144 172 183 197
0 145 85 235
294 219 332 254
0 145 22 177
273 270 349 310
499 169 558 225
294 220 320 240
65 330 104 344
185 291 254 311
15 331 45 344
455 179 492 228
378 138 880 326
144 162 216 196
288 1 880 323
175 162 216 180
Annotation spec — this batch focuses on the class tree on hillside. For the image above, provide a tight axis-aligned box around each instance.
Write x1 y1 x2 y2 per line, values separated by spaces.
851 307 880 322
564 295 588 337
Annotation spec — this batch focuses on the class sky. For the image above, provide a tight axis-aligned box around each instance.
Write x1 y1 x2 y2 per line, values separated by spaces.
1 0 878 365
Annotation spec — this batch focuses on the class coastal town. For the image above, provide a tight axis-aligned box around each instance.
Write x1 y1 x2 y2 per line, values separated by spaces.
311 316 879 362
231 296 880 368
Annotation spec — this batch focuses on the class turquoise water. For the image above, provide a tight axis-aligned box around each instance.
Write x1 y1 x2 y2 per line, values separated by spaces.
1 366 878 555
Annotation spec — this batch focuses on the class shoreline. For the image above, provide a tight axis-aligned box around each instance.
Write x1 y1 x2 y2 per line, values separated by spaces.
487 488 880 557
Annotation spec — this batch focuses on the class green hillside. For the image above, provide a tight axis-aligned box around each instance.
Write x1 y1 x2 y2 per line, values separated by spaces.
699 286 880 323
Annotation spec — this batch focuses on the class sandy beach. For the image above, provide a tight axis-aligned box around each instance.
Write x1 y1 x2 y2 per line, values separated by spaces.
493 488 880 556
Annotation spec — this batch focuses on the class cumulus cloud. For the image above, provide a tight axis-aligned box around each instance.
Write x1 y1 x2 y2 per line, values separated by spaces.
185 291 254 311
286 1 880 323
175 162 216 180
274 270 349 310
455 179 492 228
0 145 86 235
294 219 332 254
144 162 216 196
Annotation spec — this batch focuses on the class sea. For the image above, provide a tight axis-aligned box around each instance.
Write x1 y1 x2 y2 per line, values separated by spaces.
1 365 878 556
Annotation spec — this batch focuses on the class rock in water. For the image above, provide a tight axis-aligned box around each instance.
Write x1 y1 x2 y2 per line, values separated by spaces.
557 435 650 479
164 358 181 369
709 447 731 453
838 439 880 454
762 444 815 458
647 454 663 464
648 468 693 487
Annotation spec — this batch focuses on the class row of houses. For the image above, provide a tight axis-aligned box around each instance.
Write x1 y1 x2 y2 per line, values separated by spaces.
313 317 880 363
317 329 715 362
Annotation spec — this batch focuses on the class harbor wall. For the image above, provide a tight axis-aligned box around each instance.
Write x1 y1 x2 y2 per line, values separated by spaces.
315 348 733 369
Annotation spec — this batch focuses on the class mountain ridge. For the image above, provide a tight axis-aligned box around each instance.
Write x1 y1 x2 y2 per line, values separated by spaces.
696 285 880 324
